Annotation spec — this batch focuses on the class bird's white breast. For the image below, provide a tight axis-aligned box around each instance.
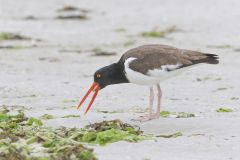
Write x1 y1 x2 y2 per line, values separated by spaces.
124 57 185 86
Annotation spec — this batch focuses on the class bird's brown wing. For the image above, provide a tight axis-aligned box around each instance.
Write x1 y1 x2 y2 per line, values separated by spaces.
120 44 219 74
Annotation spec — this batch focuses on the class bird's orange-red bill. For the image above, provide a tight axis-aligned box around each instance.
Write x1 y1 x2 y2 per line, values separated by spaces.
76 82 100 115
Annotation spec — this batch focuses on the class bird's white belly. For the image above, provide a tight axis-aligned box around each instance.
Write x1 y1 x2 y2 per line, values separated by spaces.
125 67 160 85
124 57 186 86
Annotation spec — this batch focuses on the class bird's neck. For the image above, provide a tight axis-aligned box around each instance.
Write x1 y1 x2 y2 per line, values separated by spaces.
110 63 129 84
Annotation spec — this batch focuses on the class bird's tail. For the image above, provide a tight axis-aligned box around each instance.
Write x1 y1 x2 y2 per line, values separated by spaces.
203 54 219 64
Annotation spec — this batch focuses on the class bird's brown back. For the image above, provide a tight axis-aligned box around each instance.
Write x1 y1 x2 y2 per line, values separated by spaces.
119 44 219 74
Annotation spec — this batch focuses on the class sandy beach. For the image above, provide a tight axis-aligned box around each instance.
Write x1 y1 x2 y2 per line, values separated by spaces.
0 0 240 159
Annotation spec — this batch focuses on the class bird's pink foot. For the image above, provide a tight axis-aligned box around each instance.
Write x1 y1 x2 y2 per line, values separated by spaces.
132 113 160 122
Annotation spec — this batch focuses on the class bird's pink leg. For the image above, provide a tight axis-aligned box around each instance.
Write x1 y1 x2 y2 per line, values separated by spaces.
146 84 162 120
141 84 162 121
132 84 162 122
153 84 162 118
157 84 162 113
149 87 154 116
135 85 162 122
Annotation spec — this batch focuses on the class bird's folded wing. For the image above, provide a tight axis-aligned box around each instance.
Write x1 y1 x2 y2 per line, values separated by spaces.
121 45 217 75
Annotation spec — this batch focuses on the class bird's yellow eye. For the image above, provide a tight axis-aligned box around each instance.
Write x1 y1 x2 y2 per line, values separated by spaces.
96 73 101 78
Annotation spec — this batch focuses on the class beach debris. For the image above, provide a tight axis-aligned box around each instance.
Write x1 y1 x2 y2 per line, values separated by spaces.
160 111 195 118
56 14 88 20
207 44 232 49
196 76 212 81
234 48 240 52
77 119 145 145
58 5 80 12
176 112 195 118
0 44 38 50
23 15 39 20
0 32 31 41
96 109 124 114
216 108 233 112
204 76 223 82
156 132 183 138
62 99 78 103
56 5 90 20
59 48 82 54
213 87 228 92
188 133 205 137
0 109 149 157
114 28 126 32
160 111 170 118
91 48 117 56
62 114 80 118
57 5 90 13
230 97 239 100
0 110 96 160
38 57 60 62
40 114 54 120
141 26 179 38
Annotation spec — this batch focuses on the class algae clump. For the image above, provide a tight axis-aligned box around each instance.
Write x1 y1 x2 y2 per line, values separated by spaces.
62 114 80 118
176 112 195 118
160 111 195 118
216 108 233 112
141 26 178 38
40 114 54 120
0 108 151 159
160 111 170 118
72 119 146 146
0 32 30 41
0 110 96 160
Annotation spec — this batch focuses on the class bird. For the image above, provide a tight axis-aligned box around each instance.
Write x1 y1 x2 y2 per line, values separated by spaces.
76 44 219 121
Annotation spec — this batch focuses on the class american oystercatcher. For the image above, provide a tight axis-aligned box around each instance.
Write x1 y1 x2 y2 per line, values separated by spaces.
77 44 219 121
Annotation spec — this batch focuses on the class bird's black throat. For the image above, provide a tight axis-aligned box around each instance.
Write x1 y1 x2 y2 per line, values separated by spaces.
94 62 129 89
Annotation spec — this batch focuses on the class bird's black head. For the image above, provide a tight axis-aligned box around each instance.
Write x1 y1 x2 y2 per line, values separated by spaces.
94 63 129 89
76 62 129 115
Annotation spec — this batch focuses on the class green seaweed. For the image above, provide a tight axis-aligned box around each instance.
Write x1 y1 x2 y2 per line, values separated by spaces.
76 119 146 146
160 111 170 118
216 108 233 112
0 111 96 160
79 128 143 146
40 114 54 120
0 32 30 41
0 106 161 160
62 114 80 118
67 120 146 146
176 112 195 118
0 110 151 159
160 111 195 118
142 31 164 38
27 117 43 126
94 129 141 145
62 99 78 103
141 26 178 38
